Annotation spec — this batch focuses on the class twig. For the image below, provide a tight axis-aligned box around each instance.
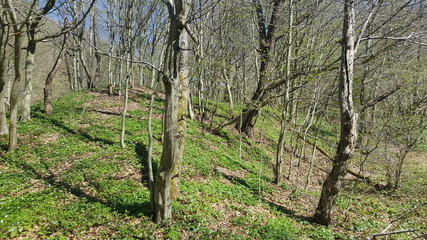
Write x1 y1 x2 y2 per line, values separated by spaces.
369 229 418 239
379 201 427 234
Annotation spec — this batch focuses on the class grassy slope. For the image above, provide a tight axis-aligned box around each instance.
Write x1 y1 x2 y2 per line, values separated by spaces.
0 88 425 239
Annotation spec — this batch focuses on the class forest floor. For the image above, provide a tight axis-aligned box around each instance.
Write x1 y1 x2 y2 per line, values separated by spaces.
0 88 426 239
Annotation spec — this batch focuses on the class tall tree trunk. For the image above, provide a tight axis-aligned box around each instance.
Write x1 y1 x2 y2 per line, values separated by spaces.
4 0 23 151
154 0 192 223
237 0 282 137
275 0 293 185
170 27 190 201
314 0 357 226
0 14 8 137
21 0 56 121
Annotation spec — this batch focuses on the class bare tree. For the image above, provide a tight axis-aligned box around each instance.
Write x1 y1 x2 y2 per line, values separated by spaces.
314 0 357 226
3 0 24 151
21 0 56 122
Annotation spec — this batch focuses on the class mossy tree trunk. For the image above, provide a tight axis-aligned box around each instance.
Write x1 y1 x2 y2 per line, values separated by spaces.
314 0 357 226
154 0 192 223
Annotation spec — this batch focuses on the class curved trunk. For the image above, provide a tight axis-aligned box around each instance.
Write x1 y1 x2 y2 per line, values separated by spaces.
314 0 356 226
44 58 62 115
237 0 282 137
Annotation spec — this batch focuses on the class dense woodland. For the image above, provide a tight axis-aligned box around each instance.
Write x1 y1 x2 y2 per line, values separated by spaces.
0 0 426 239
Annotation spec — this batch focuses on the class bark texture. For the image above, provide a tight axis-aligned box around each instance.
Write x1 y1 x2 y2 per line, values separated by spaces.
4 0 23 151
0 14 8 137
314 0 357 226
21 0 56 121
154 0 191 223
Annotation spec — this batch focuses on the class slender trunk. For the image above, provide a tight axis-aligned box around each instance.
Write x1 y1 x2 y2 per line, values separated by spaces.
5 0 23 151
120 67 129 148
275 0 293 185
120 0 134 148
0 16 8 137
314 0 357 226
0 86 7 136
147 89 156 210
44 58 63 115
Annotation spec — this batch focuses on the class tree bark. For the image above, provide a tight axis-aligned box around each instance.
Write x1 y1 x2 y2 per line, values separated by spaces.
0 13 8 137
4 0 23 151
21 0 56 121
275 0 293 185
237 0 283 137
314 0 357 226
44 57 63 115
154 0 192 223
21 35 35 121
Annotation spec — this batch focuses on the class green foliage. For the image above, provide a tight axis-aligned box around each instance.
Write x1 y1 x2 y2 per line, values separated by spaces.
1 90 426 239
254 217 299 240
305 226 336 240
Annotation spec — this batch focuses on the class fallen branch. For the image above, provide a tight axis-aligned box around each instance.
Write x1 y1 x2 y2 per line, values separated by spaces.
89 109 144 119
369 229 419 239
378 201 427 234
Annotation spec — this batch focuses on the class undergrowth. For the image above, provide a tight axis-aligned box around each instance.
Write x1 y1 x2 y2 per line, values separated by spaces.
0 88 425 239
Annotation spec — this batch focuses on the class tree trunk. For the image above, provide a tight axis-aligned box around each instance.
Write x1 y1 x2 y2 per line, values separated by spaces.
170 27 190 201
154 0 192 223
238 0 282 137
0 16 8 137
21 0 56 121
4 0 23 151
275 0 293 185
314 0 357 226
44 58 63 115
21 36 35 122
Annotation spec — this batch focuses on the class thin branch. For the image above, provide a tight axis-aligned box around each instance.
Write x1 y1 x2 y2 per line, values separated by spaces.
361 85 402 112
37 0 97 41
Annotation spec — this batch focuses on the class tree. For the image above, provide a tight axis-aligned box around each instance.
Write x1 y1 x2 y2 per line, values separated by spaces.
314 0 357 226
153 0 192 222
21 0 56 122
237 0 283 137
3 0 25 151
0 7 9 137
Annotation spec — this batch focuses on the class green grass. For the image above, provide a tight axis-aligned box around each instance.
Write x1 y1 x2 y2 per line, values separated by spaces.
0 89 425 239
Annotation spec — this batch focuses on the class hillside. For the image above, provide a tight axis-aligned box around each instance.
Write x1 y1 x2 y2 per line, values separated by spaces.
0 88 426 239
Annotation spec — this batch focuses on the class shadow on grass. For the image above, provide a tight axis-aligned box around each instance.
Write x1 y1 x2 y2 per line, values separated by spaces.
135 142 157 187
0 135 8 151
218 171 316 224
14 159 153 219
34 113 115 145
